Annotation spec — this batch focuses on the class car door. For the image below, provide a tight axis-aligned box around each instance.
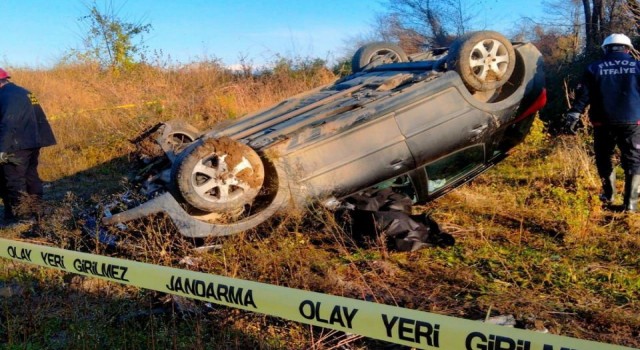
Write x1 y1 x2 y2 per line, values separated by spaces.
394 85 492 167
282 111 416 199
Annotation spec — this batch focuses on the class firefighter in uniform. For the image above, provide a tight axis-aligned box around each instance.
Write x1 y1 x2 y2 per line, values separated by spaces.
0 68 56 223
564 34 640 212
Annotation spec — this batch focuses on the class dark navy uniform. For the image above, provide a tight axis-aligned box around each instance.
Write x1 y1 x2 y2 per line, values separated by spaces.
569 49 640 210
0 82 56 220
571 51 640 126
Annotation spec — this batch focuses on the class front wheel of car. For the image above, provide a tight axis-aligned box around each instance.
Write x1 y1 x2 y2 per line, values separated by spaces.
171 137 265 213
448 31 516 92
351 42 408 73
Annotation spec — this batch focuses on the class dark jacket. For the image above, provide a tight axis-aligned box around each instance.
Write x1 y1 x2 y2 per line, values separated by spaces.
570 51 640 125
0 82 56 152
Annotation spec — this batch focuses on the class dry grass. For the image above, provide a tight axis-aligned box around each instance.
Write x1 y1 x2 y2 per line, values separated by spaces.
14 61 334 184
0 63 638 349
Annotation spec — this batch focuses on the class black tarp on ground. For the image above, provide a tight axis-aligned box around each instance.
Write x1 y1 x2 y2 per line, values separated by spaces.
338 188 455 251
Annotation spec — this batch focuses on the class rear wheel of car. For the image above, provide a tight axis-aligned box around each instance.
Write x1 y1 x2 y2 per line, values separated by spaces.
159 120 200 160
448 31 515 92
352 42 408 73
171 137 265 213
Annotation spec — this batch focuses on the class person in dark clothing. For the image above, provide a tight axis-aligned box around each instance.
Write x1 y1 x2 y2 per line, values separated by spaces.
0 68 56 222
564 33 640 212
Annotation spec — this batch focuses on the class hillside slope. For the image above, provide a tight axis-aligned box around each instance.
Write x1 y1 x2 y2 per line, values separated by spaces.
0 65 638 349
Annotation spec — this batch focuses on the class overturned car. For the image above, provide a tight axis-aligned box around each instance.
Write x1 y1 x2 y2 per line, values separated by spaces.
103 30 546 238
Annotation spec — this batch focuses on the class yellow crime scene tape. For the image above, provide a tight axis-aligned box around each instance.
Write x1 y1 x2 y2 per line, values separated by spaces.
0 237 634 350
48 100 162 121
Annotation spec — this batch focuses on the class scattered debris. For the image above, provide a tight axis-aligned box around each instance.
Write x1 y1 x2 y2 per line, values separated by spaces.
482 314 517 327
80 212 118 248
178 256 202 267
164 294 202 315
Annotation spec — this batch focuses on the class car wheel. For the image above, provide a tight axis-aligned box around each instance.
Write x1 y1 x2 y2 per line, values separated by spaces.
448 31 515 92
171 137 265 212
159 120 200 160
187 157 289 235
352 42 408 73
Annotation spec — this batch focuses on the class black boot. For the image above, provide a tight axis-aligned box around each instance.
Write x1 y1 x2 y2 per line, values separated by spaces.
623 174 640 212
600 170 617 204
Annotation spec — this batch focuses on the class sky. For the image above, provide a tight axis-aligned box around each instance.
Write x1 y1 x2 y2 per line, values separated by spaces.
0 0 545 69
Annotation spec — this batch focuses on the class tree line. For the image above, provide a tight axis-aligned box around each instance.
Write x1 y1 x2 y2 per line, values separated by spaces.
360 0 640 123
72 0 640 124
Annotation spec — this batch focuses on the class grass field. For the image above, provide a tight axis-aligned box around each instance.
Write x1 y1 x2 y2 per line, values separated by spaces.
0 62 638 349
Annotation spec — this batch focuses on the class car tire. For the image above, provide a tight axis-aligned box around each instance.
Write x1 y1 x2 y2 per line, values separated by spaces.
171 137 265 212
447 31 515 92
351 42 408 73
159 120 200 159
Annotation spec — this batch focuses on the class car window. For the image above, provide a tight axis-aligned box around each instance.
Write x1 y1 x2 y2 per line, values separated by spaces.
425 144 485 193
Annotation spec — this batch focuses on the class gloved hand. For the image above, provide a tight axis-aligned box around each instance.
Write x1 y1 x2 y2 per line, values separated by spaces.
0 152 21 165
563 111 581 134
